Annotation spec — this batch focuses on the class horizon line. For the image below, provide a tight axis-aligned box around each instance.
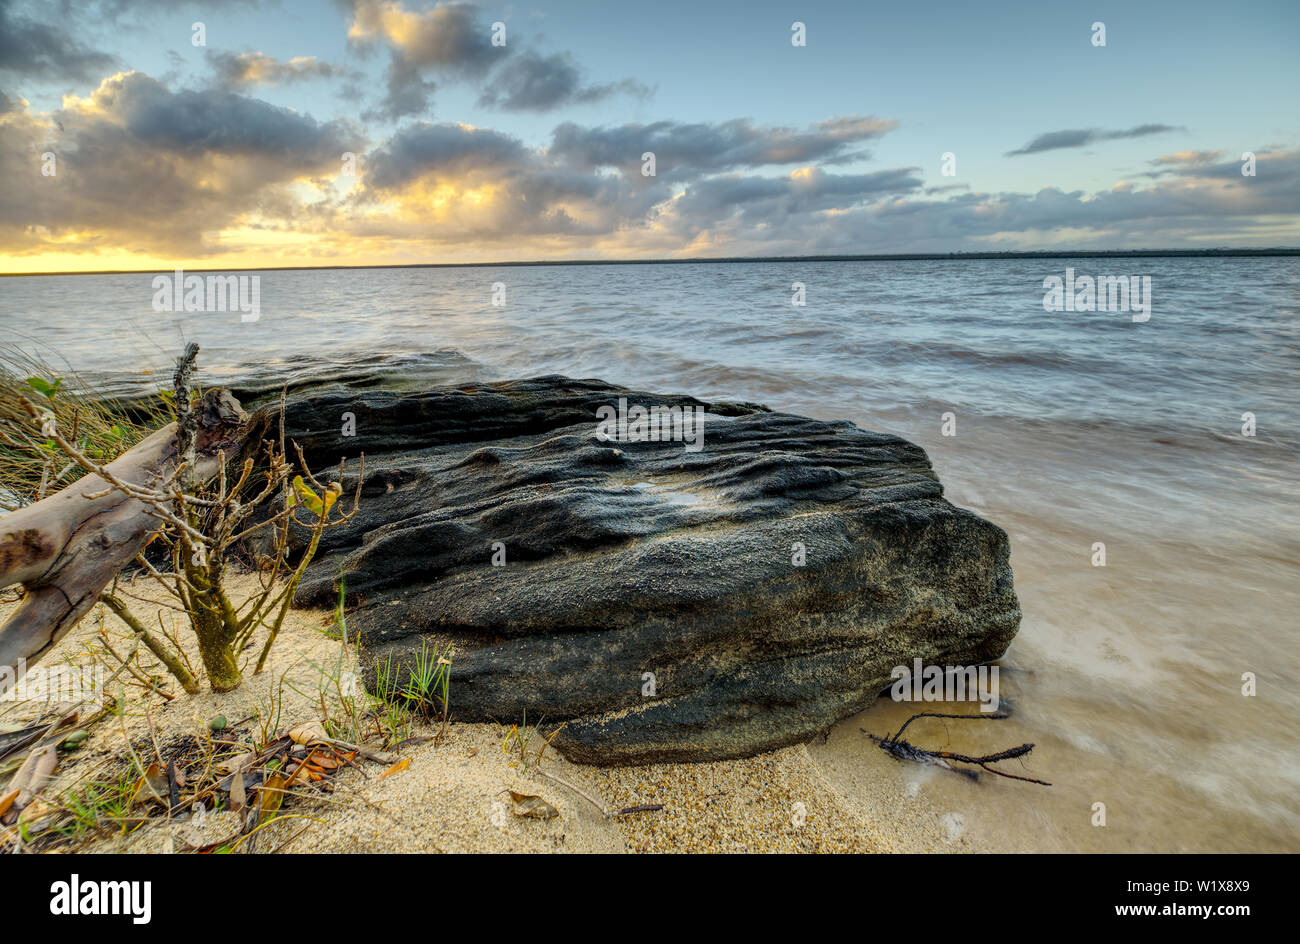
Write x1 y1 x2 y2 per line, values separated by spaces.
3 247 1298 278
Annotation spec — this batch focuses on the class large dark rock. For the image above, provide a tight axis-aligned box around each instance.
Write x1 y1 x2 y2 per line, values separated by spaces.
273 375 1020 765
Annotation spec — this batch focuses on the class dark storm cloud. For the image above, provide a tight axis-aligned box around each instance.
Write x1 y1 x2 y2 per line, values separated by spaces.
1006 124 1185 156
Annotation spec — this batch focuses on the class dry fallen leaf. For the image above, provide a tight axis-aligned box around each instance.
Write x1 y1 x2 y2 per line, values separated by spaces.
380 757 411 780
11 744 58 802
131 762 169 806
257 773 287 821
229 770 247 813
0 788 18 819
215 752 254 776
3 746 57 825
288 720 328 745
508 790 559 820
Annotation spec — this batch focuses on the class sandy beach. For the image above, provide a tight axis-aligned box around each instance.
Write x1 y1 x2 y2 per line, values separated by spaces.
0 572 988 854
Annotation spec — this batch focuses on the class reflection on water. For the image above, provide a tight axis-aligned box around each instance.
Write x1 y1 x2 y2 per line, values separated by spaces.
2 257 1297 851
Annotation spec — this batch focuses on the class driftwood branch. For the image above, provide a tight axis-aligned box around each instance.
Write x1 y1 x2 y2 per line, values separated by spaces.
173 342 200 494
864 711 1052 786
0 384 248 695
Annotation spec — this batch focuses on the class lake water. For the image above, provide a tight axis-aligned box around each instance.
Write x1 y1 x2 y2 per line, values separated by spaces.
2 257 1297 851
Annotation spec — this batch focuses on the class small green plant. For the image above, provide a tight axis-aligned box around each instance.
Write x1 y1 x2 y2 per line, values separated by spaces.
24 376 62 399
51 775 141 840
297 584 453 751
501 710 565 772
252 669 291 751
403 640 452 718
362 651 417 748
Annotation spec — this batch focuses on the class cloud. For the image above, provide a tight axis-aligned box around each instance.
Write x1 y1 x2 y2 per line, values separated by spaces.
347 0 497 74
924 182 970 195
476 50 651 112
788 151 1300 253
351 114 904 247
344 0 649 120
1159 148 1294 184
648 166 923 249
4 57 1294 265
0 72 363 256
346 0 501 119
94 72 358 160
672 166 922 219
1149 150 1225 166
1139 149 1231 179
1006 124 1184 156
348 114 925 253
549 115 897 179
0 0 117 82
58 0 259 19
207 51 354 89
347 140 1300 255
363 120 528 190
354 119 656 240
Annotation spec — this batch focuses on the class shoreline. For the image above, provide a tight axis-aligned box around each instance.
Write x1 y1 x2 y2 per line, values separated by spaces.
3 351 1295 853
5 247 1299 278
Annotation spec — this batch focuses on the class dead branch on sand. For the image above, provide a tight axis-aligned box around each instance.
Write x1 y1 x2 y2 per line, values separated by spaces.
864 711 1051 786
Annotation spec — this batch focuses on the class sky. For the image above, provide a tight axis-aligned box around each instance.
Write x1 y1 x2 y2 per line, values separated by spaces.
1 0 1297 272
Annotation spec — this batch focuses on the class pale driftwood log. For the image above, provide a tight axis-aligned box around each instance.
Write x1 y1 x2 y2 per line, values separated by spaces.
0 389 248 694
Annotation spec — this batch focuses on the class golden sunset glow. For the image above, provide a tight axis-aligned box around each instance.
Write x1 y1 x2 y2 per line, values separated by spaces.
0 0 1295 274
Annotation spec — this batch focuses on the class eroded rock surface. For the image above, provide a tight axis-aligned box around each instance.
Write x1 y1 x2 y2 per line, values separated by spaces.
269 375 1020 765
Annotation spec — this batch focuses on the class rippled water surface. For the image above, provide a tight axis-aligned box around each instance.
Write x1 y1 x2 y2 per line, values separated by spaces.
3 257 1297 851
